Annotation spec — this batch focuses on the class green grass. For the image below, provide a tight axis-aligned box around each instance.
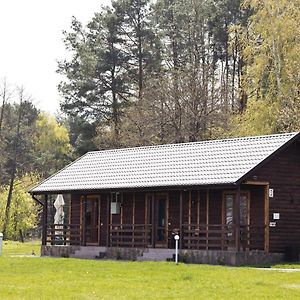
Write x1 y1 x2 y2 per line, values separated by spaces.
0 242 300 299
1 240 40 257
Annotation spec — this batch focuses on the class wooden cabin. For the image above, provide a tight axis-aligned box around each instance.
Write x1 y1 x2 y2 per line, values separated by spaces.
30 132 300 265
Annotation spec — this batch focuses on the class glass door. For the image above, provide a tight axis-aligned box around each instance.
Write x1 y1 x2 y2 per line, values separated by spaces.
224 191 250 248
85 196 100 245
156 193 168 247
224 192 250 226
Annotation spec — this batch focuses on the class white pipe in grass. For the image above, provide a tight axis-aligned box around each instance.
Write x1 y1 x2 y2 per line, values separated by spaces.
174 234 179 264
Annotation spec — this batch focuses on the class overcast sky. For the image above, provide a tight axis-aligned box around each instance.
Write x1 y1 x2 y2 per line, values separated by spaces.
0 0 110 114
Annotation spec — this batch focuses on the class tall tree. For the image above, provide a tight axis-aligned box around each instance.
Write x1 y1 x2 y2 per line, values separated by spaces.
58 9 130 147
2 87 25 239
33 113 73 178
113 0 161 100
230 0 300 136
0 174 40 241
0 78 14 187
0 78 13 137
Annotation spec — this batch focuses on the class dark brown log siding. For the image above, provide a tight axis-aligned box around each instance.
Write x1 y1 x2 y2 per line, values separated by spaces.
250 141 300 253
66 140 299 252
70 194 81 225
135 193 145 224
208 190 222 224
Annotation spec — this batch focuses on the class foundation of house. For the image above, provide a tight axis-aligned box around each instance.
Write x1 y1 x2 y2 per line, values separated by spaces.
41 246 285 266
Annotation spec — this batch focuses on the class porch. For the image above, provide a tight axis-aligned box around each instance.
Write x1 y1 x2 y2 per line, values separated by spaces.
42 183 269 253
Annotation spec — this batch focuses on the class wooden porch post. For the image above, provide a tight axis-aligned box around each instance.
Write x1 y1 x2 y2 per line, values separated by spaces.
132 192 136 247
42 194 48 246
106 194 110 247
82 195 87 246
179 191 183 249
197 191 200 226
235 185 241 251
151 192 155 248
188 191 191 249
264 184 270 253
206 189 209 250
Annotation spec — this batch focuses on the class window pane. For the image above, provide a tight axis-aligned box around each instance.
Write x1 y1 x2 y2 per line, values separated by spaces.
226 194 234 225
240 195 248 226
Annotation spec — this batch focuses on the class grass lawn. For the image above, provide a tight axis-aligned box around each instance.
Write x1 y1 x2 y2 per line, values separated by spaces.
0 242 300 299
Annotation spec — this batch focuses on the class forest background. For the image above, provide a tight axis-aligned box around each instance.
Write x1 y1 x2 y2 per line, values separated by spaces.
0 0 299 240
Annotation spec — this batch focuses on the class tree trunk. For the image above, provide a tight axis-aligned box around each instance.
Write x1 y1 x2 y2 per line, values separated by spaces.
0 79 9 188
0 79 8 137
2 89 23 239
137 7 143 101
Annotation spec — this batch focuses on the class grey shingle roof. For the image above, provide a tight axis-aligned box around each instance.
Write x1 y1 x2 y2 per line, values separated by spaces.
31 132 299 193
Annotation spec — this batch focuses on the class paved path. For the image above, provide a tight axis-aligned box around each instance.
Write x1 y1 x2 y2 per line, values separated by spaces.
256 268 300 272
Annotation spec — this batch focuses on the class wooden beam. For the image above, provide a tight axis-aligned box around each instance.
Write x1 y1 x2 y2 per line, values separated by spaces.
179 191 183 249
235 186 241 252
188 191 192 227
132 193 136 224
42 195 48 246
264 184 270 253
244 181 269 186
98 195 101 246
106 194 110 247
197 191 200 226
188 191 192 250
221 192 225 251
82 195 87 246
145 194 148 225
206 189 209 250
151 192 155 248
166 192 169 247
132 192 136 245
145 194 148 246
120 192 123 227
246 191 251 250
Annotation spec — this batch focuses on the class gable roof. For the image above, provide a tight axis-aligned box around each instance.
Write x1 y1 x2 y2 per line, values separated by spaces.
30 132 299 194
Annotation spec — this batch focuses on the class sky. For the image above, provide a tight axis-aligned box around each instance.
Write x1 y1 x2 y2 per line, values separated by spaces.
0 0 110 114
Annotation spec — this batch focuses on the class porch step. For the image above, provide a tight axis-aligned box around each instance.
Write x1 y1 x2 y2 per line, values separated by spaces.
137 248 175 262
70 246 107 259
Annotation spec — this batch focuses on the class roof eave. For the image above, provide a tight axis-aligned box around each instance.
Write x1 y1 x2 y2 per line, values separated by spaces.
30 182 238 195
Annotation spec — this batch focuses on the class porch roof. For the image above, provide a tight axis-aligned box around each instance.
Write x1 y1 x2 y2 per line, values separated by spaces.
30 132 299 194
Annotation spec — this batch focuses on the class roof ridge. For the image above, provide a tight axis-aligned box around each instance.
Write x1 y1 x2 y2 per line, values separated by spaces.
87 132 299 155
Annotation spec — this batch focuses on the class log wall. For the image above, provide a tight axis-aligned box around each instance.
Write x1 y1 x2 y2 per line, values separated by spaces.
251 140 300 253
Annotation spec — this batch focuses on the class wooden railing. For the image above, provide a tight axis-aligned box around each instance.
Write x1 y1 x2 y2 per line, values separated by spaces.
182 224 235 250
109 224 152 248
182 224 265 251
46 224 81 246
45 223 265 250
240 225 265 250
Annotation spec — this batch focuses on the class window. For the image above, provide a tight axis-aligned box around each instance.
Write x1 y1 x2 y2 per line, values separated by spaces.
111 193 120 214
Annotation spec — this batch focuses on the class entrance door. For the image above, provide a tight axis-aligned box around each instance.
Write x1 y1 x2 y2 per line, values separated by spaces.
224 192 250 227
82 196 100 245
156 193 169 247
223 191 250 248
